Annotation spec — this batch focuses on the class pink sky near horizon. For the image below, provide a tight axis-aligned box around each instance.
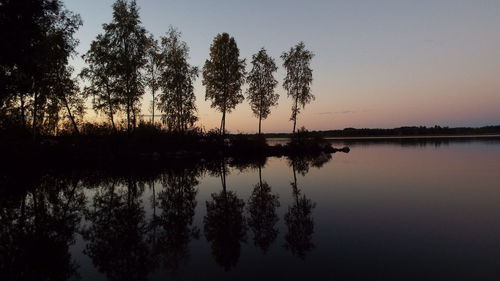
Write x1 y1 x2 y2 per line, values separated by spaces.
67 0 500 133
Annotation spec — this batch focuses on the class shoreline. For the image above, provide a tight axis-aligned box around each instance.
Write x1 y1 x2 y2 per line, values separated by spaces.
265 134 500 141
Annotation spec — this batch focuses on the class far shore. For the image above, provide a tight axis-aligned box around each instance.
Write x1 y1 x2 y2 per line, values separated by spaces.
265 134 500 141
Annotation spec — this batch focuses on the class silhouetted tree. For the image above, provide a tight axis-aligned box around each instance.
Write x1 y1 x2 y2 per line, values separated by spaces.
284 160 316 259
281 42 314 133
158 27 198 132
203 160 246 270
82 0 149 133
246 166 280 253
144 35 162 126
111 0 149 132
53 65 85 134
0 0 81 137
246 48 279 134
81 34 120 131
202 33 246 136
154 168 200 272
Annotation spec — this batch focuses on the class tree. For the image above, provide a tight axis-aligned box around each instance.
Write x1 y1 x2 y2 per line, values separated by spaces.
0 0 82 136
81 34 120 130
202 33 246 135
158 27 198 132
246 48 279 134
53 65 85 134
108 0 149 132
144 35 162 126
83 0 149 133
281 42 314 133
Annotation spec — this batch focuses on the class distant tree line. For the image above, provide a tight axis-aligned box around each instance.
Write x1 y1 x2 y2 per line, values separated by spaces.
0 0 315 138
262 125 500 138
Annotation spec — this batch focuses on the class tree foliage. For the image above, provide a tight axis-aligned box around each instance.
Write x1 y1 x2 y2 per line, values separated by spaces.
82 0 148 132
0 0 82 135
202 33 246 135
281 42 314 133
81 34 120 130
158 27 198 132
144 35 162 125
246 48 279 134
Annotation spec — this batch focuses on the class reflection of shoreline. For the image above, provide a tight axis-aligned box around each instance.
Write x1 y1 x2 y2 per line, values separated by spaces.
325 134 500 140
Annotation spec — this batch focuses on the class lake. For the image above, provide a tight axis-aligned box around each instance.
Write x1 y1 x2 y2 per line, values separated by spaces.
1 137 500 281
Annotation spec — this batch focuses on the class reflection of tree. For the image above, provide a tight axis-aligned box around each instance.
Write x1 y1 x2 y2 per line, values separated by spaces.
284 161 316 259
0 176 85 281
288 152 332 176
203 160 246 270
247 166 280 253
83 178 153 281
154 168 200 272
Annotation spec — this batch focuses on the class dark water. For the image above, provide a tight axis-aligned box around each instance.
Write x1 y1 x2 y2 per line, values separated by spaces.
2 138 500 281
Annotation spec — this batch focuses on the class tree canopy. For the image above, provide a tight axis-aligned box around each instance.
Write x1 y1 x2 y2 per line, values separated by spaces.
202 33 246 135
158 27 199 132
246 48 279 134
281 42 314 133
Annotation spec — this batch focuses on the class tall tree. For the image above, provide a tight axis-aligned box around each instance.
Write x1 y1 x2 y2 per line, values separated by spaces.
202 33 246 136
109 0 148 132
158 27 198 132
144 35 162 126
246 48 279 134
81 34 120 130
53 65 85 134
83 0 149 133
281 42 314 133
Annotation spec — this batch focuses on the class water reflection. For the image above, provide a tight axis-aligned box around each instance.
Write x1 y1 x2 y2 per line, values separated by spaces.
247 166 280 253
284 158 317 259
203 159 247 271
0 176 85 281
0 153 332 280
155 166 200 272
82 178 153 281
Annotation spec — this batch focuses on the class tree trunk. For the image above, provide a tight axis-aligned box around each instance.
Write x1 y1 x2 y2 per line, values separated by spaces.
258 113 262 135
126 98 131 133
292 96 298 134
63 96 79 135
105 85 116 131
32 90 38 141
20 93 26 127
151 90 155 125
221 110 226 136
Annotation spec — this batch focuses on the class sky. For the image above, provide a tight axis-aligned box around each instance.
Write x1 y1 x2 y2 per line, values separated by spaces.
64 0 500 133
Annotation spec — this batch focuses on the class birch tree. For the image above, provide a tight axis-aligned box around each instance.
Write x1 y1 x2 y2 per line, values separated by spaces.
281 42 314 133
202 33 245 136
246 48 278 134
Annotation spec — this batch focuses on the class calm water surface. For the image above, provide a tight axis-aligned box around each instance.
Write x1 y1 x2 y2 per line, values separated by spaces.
2 138 500 281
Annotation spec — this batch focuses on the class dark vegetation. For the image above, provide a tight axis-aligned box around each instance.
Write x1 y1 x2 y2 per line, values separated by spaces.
0 124 348 170
262 125 500 138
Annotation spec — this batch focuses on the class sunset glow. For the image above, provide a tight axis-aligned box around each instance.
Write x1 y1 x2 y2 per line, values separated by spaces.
66 0 500 132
